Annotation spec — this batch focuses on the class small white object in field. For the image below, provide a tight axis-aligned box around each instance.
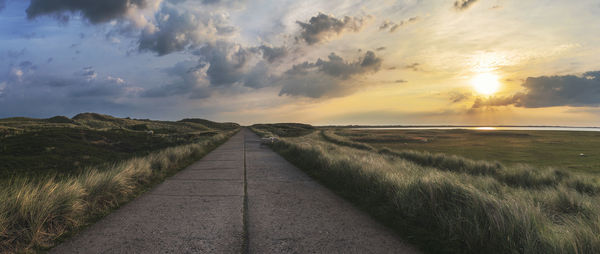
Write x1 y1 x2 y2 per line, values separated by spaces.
261 136 278 144
579 153 585 157
147 130 154 135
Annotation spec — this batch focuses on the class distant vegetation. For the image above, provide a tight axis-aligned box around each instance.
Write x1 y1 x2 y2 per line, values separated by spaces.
0 113 239 179
179 118 240 131
252 125 600 254
250 123 315 137
0 113 239 253
334 128 600 173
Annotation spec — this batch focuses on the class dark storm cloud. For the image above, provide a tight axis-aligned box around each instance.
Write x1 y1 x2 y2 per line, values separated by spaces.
138 5 236 56
26 0 148 23
454 0 479 10
296 13 369 45
279 50 382 98
471 71 600 108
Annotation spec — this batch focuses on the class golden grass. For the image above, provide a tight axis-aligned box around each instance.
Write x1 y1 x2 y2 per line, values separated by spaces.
263 130 600 253
0 130 237 253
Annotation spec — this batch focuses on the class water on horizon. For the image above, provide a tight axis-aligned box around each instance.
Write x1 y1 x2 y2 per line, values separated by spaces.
353 126 600 132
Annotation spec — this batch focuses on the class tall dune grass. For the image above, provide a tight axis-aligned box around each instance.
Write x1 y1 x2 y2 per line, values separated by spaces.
0 130 236 253
265 131 600 253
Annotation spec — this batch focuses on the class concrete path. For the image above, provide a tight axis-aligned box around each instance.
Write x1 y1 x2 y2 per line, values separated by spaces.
51 128 418 254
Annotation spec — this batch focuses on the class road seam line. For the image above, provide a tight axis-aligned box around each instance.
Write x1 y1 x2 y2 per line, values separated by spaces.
242 131 250 254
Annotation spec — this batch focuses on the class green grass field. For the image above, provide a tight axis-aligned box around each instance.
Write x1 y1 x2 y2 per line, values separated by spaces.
0 113 239 253
333 128 600 173
251 124 600 254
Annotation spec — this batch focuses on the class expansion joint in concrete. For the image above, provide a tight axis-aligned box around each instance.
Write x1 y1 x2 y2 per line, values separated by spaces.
241 133 250 254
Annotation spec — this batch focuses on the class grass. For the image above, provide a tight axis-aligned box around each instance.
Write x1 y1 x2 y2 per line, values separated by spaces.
0 130 237 253
333 128 600 173
0 113 239 179
251 123 315 137
252 124 600 254
0 113 240 253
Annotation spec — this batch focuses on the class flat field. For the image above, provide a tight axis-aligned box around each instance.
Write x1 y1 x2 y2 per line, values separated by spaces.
333 128 600 173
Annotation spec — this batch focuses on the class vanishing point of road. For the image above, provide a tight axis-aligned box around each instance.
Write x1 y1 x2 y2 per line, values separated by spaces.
51 128 419 254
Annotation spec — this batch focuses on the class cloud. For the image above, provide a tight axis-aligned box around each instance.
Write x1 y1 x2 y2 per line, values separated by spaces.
454 0 479 10
142 60 212 98
4 49 26 60
0 0 5 12
0 62 141 118
138 5 236 55
26 0 153 24
242 62 271 89
167 0 245 6
404 62 420 71
77 66 97 81
471 71 600 108
296 13 370 45
379 16 419 33
449 92 472 103
256 45 287 63
142 41 276 99
471 95 516 108
279 50 382 98
193 42 251 86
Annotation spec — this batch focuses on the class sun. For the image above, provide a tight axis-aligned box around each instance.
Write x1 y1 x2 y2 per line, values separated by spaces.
470 73 501 95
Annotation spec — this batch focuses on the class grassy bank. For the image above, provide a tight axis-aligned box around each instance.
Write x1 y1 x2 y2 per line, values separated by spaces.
252 125 600 253
0 115 239 253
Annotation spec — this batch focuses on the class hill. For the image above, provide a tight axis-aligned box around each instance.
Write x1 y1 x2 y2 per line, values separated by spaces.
0 113 239 179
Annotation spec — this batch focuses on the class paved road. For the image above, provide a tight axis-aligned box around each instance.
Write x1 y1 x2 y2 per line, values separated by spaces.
51 128 418 254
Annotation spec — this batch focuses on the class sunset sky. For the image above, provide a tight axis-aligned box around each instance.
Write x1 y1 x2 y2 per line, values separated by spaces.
1 0 599 126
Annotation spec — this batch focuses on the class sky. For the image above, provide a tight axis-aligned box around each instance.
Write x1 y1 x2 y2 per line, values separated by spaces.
0 0 599 126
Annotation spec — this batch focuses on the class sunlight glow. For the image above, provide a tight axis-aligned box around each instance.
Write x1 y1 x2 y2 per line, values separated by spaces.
470 73 501 95
472 127 497 130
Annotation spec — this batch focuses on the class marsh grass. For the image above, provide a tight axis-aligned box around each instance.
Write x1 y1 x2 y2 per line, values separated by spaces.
257 128 600 254
0 130 236 253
